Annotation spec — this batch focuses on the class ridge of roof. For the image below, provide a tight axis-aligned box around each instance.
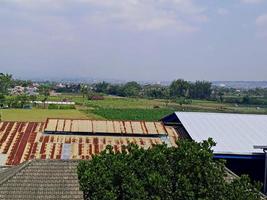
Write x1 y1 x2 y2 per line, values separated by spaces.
0 160 32 186
175 111 267 117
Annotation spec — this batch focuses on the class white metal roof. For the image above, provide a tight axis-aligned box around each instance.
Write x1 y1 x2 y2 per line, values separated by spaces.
174 112 267 155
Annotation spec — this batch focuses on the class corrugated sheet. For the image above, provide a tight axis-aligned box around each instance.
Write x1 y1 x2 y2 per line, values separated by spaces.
174 112 267 155
0 121 178 166
44 119 169 135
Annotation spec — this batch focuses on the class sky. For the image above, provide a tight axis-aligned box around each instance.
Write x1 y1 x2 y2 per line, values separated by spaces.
0 0 267 81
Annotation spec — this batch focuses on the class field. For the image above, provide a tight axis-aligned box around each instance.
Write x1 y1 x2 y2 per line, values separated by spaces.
0 109 92 122
91 108 175 121
2 94 267 122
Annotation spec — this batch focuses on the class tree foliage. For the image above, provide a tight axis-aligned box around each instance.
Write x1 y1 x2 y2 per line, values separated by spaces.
0 73 13 94
169 79 190 98
190 81 212 99
121 82 141 97
38 85 50 97
169 79 212 100
94 82 109 93
78 139 261 200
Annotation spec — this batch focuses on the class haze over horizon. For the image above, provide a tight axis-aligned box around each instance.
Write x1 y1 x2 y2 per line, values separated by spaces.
1 0 267 81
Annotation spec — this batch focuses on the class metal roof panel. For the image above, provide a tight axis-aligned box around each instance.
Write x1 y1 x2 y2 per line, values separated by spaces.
174 112 267 155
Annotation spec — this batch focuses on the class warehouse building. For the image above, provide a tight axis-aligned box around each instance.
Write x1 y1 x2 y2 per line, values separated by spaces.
162 112 267 184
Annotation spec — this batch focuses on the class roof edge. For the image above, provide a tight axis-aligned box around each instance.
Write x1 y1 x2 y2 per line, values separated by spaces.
174 111 267 117
0 160 32 186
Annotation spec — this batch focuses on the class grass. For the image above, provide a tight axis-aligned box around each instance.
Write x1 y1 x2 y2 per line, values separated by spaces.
86 97 267 120
84 97 177 120
86 96 166 109
3 94 267 122
36 94 85 104
91 108 175 121
0 108 92 122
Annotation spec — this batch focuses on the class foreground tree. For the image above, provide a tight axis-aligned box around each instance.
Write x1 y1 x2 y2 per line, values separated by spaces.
78 139 261 200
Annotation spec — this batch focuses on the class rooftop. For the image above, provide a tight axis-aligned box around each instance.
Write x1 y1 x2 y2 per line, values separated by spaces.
0 160 83 200
165 112 267 155
0 120 178 166
44 118 170 136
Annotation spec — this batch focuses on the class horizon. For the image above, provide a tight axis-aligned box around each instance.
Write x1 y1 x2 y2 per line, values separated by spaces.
1 0 267 81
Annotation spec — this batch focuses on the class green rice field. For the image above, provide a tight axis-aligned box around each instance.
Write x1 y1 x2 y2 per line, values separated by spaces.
2 94 267 122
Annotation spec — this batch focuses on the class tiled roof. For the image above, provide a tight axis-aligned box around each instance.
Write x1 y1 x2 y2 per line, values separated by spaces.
0 121 178 166
0 159 83 200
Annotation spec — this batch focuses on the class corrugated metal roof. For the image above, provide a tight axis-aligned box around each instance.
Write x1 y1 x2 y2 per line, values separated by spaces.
173 112 267 155
0 121 178 166
44 119 169 135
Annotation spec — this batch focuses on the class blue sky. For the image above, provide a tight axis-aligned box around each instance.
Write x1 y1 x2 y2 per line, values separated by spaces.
0 0 267 81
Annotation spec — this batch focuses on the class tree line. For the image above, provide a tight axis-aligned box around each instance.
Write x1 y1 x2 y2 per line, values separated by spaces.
2 72 267 106
89 79 212 100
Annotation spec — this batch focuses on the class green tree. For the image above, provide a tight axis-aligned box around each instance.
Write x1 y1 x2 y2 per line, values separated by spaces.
242 95 251 104
0 94 5 107
80 84 89 98
38 85 50 108
0 94 4 121
38 85 50 97
16 94 29 108
0 73 13 94
78 139 261 200
169 79 190 98
94 82 109 93
107 84 124 96
122 82 141 97
218 91 224 103
190 80 212 99
143 85 169 99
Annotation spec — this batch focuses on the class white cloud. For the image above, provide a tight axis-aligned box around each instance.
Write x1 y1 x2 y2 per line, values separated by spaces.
83 0 208 32
240 0 264 4
256 14 267 26
256 14 267 38
217 8 229 16
1 0 208 33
